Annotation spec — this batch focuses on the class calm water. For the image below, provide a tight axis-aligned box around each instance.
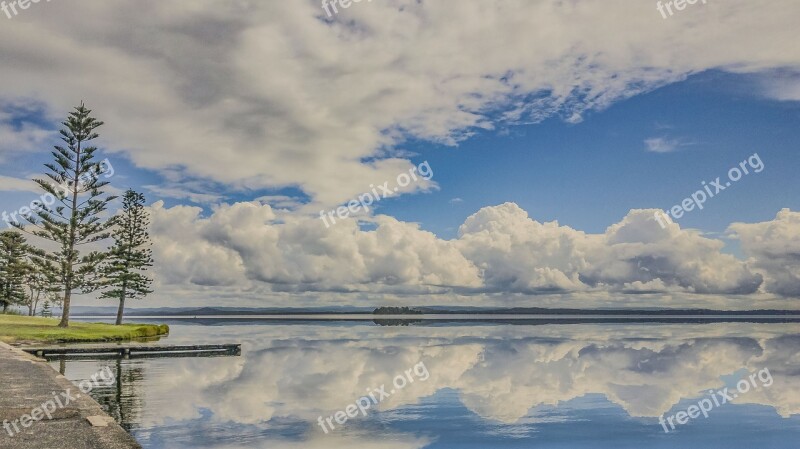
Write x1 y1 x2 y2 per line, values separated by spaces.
53 320 800 448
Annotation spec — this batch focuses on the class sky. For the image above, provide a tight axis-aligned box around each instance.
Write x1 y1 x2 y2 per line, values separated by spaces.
0 0 799 309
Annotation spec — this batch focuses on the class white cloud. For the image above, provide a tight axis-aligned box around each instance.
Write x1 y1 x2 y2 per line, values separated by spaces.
143 184 225 204
0 0 798 208
644 136 697 153
149 201 483 293
644 137 680 153
0 175 36 193
728 208 800 297
457 203 762 295
759 71 800 101
144 201 778 305
255 195 304 210
0 101 52 162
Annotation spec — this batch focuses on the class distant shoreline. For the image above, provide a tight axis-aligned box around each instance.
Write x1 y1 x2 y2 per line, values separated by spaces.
70 313 800 325
75 314 800 319
70 307 800 317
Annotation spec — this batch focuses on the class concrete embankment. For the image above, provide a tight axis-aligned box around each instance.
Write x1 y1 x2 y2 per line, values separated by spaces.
0 342 141 449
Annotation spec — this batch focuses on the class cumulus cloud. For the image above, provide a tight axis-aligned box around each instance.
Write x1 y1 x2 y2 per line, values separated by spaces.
147 201 774 302
729 208 800 297
0 0 798 210
584 208 762 295
149 201 482 293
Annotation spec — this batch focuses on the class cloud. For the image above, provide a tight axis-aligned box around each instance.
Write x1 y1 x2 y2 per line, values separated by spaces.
457 203 762 295
0 175 37 193
149 200 482 293
449 198 464 204
644 136 696 153
644 137 680 153
728 208 800 296
145 201 775 303
144 184 225 204
0 101 53 162
255 195 304 210
759 70 800 101
0 0 798 208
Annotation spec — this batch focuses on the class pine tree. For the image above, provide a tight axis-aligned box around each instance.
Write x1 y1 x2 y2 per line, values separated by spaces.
41 300 51 318
0 231 29 313
17 103 116 327
101 189 153 325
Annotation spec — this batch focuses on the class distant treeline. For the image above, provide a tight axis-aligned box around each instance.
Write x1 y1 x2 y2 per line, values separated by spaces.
373 306 424 315
82 306 800 317
418 307 800 316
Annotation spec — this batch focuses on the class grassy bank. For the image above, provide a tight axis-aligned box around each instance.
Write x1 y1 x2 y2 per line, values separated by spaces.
0 315 169 344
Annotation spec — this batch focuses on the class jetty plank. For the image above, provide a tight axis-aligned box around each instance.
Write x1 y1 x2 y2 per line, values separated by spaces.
23 344 241 358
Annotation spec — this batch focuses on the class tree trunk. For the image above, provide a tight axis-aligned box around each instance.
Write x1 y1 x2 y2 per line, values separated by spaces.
2 302 7 313
59 288 71 327
116 293 126 325
31 292 40 317
115 278 128 325
60 139 81 329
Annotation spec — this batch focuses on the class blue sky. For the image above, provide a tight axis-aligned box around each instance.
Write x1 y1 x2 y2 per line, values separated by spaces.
379 70 800 239
5 70 797 242
1 0 799 308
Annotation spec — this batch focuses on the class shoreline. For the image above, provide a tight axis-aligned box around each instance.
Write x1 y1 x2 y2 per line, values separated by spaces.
0 341 141 448
0 315 169 345
75 313 800 320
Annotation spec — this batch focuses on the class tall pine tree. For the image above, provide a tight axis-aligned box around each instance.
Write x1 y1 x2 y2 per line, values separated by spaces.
0 231 29 313
101 189 153 325
18 103 116 327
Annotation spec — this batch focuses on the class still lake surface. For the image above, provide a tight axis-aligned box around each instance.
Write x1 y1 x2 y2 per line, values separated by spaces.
55 318 800 448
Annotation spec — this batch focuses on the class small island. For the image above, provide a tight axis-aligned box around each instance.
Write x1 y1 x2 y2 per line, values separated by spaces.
373 306 424 315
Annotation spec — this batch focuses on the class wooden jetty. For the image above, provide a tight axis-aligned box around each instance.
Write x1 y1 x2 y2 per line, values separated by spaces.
23 344 241 359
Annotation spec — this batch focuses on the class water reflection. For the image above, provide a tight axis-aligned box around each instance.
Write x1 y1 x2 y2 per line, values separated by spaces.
55 322 800 448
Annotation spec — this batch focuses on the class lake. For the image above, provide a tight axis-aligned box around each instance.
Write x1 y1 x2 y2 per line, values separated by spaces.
53 319 800 448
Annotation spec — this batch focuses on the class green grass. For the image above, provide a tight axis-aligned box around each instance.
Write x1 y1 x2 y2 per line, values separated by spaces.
0 314 169 344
